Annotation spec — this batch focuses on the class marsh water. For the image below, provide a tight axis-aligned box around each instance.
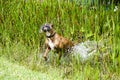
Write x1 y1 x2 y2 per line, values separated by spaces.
39 40 111 62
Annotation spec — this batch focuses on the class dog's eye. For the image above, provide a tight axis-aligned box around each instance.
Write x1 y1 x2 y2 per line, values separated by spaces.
46 26 51 31
45 26 50 27
47 29 50 31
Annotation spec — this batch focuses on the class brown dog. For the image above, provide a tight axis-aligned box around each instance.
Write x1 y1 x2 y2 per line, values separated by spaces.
40 23 74 61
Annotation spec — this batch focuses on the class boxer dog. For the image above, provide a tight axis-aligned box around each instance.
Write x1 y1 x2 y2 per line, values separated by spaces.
39 23 74 61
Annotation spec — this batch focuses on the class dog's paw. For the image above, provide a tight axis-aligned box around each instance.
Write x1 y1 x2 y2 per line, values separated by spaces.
43 56 48 61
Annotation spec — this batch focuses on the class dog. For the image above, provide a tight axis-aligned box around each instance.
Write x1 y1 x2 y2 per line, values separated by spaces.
39 23 74 61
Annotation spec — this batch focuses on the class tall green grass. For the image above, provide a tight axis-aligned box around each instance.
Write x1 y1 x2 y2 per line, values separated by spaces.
0 0 120 80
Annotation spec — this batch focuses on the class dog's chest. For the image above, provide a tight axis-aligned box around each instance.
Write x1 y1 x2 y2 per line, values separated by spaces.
47 38 55 50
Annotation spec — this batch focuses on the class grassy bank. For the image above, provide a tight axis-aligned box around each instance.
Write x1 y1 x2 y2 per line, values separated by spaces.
0 0 120 80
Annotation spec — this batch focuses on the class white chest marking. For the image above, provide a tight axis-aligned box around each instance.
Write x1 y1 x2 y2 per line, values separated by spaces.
48 38 54 50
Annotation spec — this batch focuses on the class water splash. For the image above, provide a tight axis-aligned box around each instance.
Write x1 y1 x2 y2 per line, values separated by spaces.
70 40 99 60
39 40 111 62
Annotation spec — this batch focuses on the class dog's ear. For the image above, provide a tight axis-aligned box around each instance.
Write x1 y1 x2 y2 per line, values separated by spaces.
50 23 53 28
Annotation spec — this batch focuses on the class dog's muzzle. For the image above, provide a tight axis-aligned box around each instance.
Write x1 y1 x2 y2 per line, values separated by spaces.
40 25 50 33
42 27 50 32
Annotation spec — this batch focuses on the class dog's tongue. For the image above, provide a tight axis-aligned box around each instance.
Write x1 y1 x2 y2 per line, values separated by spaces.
46 32 51 36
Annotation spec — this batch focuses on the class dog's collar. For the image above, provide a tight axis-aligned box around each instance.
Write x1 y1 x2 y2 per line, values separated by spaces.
46 32 56 38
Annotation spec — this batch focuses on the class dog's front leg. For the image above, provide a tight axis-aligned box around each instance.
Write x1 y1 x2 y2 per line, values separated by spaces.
43 47 50 61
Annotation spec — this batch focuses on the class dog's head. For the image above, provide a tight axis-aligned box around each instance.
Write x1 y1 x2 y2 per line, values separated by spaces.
39 23 54 37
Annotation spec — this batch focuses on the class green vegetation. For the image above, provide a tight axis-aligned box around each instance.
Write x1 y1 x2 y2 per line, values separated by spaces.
0 0 120 80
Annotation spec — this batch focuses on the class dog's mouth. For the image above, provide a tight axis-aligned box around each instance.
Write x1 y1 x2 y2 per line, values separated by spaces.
46 31 51 36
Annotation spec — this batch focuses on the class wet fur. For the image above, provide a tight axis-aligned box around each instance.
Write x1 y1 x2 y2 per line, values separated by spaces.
40 23 74 61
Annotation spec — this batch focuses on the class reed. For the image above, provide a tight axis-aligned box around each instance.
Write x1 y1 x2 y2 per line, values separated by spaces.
0 0 120 79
